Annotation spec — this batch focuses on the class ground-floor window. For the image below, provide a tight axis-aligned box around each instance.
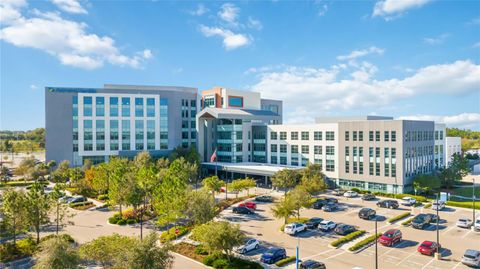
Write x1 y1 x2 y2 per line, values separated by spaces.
338 179 365 189
367 182 387 192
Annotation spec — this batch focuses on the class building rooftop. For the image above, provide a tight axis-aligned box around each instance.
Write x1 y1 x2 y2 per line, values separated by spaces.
197 107 280 119
315 115 394 123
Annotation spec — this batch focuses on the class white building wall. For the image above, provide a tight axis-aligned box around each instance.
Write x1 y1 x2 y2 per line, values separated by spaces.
221 88 261 110
445 136 462 166
434 123 446 168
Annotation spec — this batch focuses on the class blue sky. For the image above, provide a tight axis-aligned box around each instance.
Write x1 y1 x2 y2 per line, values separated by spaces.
1 0 479 130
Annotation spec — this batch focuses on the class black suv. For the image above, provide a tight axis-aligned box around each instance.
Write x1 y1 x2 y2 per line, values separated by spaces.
377 200 399 209
300 260 326 269
233 206 254 215
411 214 432 229
312 199 329 209
255 195 273 203
334 224 356 235
358 208 376 220
306 217 324 229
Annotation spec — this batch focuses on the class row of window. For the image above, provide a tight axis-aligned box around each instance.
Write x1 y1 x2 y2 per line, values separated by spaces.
76 96 159 118
270 156 335 171
405 130 440 142
270 131 335 141
338 179 388 192
270 144 335 155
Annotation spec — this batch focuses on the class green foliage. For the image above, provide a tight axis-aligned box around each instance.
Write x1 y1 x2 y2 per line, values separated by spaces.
413 174 441 194
203 176 224 198
275 256 296 267
192 221 244 258
33 237 80 269
25 182 53 244
159 225 189 243
0 180 35 187
447 128 480 139
0 237 37 262
348 233 382 252
169 146 201 167
271 169 300 196
117 219 127 225
300 163 326 195
194 245 209 255
288 186 312 219
41 234 75 243
203 253 262 269
446 201 480 209
401 217 414 226
330 230 366 247
97 194 109 201
372 192 428 203
127 232 173 269
0 128 45 150
184 190 216 225
387 212 411 224
424 203 432 209
271 196 296 225
126 219 136 225
440 153 470 188
1 188 28 244
69 201 94 209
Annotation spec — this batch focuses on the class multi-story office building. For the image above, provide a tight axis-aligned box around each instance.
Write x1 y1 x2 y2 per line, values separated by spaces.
45 84 198 166
197 87 282 165
445 136 462 165
266 116 441 193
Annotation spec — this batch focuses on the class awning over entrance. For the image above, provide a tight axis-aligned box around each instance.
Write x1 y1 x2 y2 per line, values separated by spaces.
201 162 301 177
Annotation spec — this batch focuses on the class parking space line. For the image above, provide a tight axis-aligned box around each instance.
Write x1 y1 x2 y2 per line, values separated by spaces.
441 224 457 235
451 261 463 269
421 257 436 269
301 248 337 260
325 250 347 260
461 229 472 239
396 250 419 265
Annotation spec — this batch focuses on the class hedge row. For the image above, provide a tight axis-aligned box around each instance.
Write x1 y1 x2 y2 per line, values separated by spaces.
160 225 189 243
203 253 262 269
387 212 410 224
348 233 382 252
423 203 432 209
330 230 366 247
446 201 480 210
275 256 296 267
0 181 33 188
69 201 94 210
401 217 414 226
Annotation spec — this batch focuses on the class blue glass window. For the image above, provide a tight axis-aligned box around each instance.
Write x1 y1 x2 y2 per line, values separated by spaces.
110 97 118 117
135 98 144 117
96 97 105 116
147 98 155 117
83 96 92 116
228 96 243 107
122 97 130 117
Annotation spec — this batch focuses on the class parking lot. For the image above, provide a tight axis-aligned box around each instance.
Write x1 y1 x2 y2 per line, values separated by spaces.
219 192 480 269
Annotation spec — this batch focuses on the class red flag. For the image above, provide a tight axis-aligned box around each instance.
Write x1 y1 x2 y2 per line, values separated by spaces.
210 149 217 162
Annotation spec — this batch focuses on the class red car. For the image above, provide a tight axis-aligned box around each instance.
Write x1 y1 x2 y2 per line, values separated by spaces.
417 241 440 256
378 229 402 247
239 201 257 210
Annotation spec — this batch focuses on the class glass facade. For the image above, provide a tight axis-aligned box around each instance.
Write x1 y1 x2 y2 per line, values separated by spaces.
147 98 155 117
135 98 144 117
121 97 130 117
122 120 130 150
228 96 243 107
160 98 168 149
96 97 104 117
83 96 92 116
135 120 144 150
110 97 118 117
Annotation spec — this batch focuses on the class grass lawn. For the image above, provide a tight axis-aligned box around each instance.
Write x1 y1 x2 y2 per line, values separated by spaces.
452 186 480 198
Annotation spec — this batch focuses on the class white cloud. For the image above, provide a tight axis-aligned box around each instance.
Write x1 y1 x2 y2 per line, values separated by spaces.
318 4 328 16
189 3 208 16
52 0 87 14
249 60 480 123
423 33 449 45
247 17 262 30
30 84 38 90
399 113 480 129
0 0 26 24
199 25 250 50
373 0 431 20
142 49 153 59
337 46 385 61
0 5 151 69
218 3 240 26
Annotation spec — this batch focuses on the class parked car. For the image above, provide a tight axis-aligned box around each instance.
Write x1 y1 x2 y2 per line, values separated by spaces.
260 247 287 264
238 201 257 210
319 220 336 231
68 196 87 204
323 203 339 212
343 191 358 198
326 197 338 204
234 238 259 254
378 229 402 247
284 222 307 235
312 199 329 209
58 196 73 203
401 197 417 206
431 200 445 211
425 213 439 223
376 199 399 209
306 217 324 229
232 206 254 215
361 193 376 201
332 189 345 196
255 195 273 203
457 217 474 228
334 224 356 235
300 260 326 269
358 208 376 220
461 249 480 267
475 217 480 231
411 214 432 229
417 240 440 256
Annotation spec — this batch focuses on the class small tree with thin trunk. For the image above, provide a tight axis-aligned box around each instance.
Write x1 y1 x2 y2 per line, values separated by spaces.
289 186 312 219
2 188 28 244
33 236 80 269
271 196 295 224
202 176 223 200
271 169 300 197
25 182 52 244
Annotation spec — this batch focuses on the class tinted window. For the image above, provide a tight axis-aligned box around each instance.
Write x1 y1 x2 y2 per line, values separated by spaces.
228 96 243 107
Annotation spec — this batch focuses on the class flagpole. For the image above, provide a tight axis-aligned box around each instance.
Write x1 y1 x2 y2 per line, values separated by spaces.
214 148 218 177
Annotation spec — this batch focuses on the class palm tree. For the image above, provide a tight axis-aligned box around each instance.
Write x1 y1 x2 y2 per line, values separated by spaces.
271 197 295 224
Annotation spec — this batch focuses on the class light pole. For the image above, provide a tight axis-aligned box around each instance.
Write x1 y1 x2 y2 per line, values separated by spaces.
295 236 300 269
435 192 441 260
375 216 378 269
473 178 476 230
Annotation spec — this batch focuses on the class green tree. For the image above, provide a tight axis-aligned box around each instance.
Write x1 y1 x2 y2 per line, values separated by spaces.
288 187 312 219
33 236 80 269
271 169 300 197
152 169 189 226
25 182 52 243
1 166 9 183
1 188 28 244
271 196 295 224
127 232 173 269
16 156 36 182
239 178 256 196
441 153 470 188
108 157 131 215
228 180 244 199
79 234 133 268
300 163 327 195
202 176 223 200
51 160 70 183
50 184 73 235
413 174 441 194
184 190 216 225
192 221 244 261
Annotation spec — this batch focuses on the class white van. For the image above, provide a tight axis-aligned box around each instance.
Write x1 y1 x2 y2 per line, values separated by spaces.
431 200 445 210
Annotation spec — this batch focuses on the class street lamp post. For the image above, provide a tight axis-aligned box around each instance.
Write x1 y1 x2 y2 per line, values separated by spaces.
375 216 378 269
295 236 300 269
435 192 441 260
473 178 476 230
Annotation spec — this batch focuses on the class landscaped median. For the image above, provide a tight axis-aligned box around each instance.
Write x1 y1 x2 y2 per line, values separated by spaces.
330 230 366 248
275 256 296 267
387 212 411 224
446 200 480 210
160 225 190 243
401 217 414 226
348 233 382 253
69 201 95 210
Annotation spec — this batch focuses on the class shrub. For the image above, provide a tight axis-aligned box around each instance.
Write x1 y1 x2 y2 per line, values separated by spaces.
348 233 382 252
97 194 109 201
387 212 410 224
351 188 362 193
330 230 366 247
446 201 480 210
121 208 136 219
160 225 189 243
424 203 432 209
203 252 223 266
275 256 296 267
0 237 38 263
212 258 229 269
41 234 75 243
70 201 94 209
15 237 37 256
117 219 127 225
401 217 414 226
126 219 136 225
195 244 209 255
